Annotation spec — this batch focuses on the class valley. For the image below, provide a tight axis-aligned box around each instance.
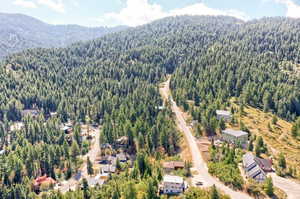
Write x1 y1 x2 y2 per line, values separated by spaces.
0 14 300 199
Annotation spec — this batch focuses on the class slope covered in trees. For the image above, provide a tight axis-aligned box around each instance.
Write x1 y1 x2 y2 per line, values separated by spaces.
0 13 126 59
0 15 300 198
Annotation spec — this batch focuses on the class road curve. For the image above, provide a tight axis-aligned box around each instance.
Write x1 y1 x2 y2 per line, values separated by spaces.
160 78 252 199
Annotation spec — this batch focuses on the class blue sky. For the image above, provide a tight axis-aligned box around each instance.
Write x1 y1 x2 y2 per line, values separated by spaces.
1 0 300 27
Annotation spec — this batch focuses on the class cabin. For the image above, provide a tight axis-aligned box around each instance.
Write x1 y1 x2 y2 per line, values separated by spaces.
100 143 112 149
87 176 105 187
115 136 128 148
216 110 232 121
161 175 186 194
60 125 73 134
116 153 127 163
21 109 39 118
163 161 185 172
222 129 248 147
10 122 24 131
254 157 273 172
243 153 267 183
98 155 117 165
34 175 56 191
101 164 116 173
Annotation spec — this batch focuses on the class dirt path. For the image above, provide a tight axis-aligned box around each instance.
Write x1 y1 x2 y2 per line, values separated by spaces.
160 78 252 199
58 126 100 193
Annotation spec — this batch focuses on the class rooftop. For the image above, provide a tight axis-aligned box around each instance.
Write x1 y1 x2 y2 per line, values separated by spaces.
222 129 248 137
163 175 184 184
216 110 231 116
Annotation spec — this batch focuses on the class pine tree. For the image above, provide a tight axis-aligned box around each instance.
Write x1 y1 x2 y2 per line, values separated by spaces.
278 153 286 169
210 185 219 199
264 177 274 197
87 156 94 175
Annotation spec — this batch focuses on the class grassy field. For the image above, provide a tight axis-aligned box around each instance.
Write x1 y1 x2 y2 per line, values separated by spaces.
229 102 300 179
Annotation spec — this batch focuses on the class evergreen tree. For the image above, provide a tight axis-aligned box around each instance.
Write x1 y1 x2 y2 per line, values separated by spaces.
87 156 94 175
264 177 274 197
210 185 219 199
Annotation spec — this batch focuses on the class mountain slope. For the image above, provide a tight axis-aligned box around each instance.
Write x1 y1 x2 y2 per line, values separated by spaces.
1 15 300 198
0 13 127 59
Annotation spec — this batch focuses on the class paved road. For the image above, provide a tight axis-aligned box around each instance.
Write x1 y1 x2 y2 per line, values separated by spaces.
269 173 300 199
160 78 252 199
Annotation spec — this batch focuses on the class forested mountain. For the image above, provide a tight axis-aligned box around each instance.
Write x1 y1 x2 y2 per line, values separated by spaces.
0 15 300 198
0 13 127 59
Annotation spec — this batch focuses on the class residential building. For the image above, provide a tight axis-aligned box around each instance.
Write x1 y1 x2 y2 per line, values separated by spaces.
222 129 248 146
101 164 116 173
21 109 39 118
163 161 184 172
216 110 232 121
116 153 127 162
242 153 267 182
162 175 186 194
34 175 56 191
254 157 273 172
87 176 105 187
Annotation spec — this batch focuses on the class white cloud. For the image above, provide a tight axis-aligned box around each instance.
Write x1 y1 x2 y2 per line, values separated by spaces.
13 0 37 8
98 0 248 27
37 0 65 13
275 0 300 18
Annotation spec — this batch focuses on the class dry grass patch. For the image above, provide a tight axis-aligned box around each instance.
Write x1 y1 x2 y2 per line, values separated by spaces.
230 104 300 178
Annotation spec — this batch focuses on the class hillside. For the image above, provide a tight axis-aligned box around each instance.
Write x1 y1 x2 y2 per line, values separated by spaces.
0 15 300 198
0 13 126 59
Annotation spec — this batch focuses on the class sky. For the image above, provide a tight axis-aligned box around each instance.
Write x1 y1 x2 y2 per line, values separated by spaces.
1 0 300 27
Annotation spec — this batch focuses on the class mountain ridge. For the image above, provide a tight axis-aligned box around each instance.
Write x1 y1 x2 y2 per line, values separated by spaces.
0 12 127 59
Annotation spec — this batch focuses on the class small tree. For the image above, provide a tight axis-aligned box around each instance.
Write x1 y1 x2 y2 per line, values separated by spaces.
87 156 94 175
210 184 219 199
272 115 278 125
248 139 254 151
278 152 286 169
82 178 90 199
264 177 274 197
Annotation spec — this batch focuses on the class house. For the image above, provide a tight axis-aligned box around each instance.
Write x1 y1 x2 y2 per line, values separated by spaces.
163 161 185 172
222 129 248 146
101 164 116 173
161 175 186 194
0 149 5 155
115 136 128 148
34 175 56 191
21 109 39 118
87 176 105 187
254 157 273 172
116 153 127 163
243 153 267 182
98 155 117 165
216 110 232 121
10 122 24 131
60 125 72 134
100 143 112 149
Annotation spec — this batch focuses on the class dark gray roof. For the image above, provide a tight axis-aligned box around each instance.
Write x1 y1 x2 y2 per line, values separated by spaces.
223 129 248 137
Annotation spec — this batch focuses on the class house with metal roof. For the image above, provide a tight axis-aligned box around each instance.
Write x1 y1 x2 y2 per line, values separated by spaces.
242 153 267 183
222 129 248 147
216 110 232 121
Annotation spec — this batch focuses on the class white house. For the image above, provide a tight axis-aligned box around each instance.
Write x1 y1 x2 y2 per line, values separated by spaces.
216 110 232 121
162 175 186 194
